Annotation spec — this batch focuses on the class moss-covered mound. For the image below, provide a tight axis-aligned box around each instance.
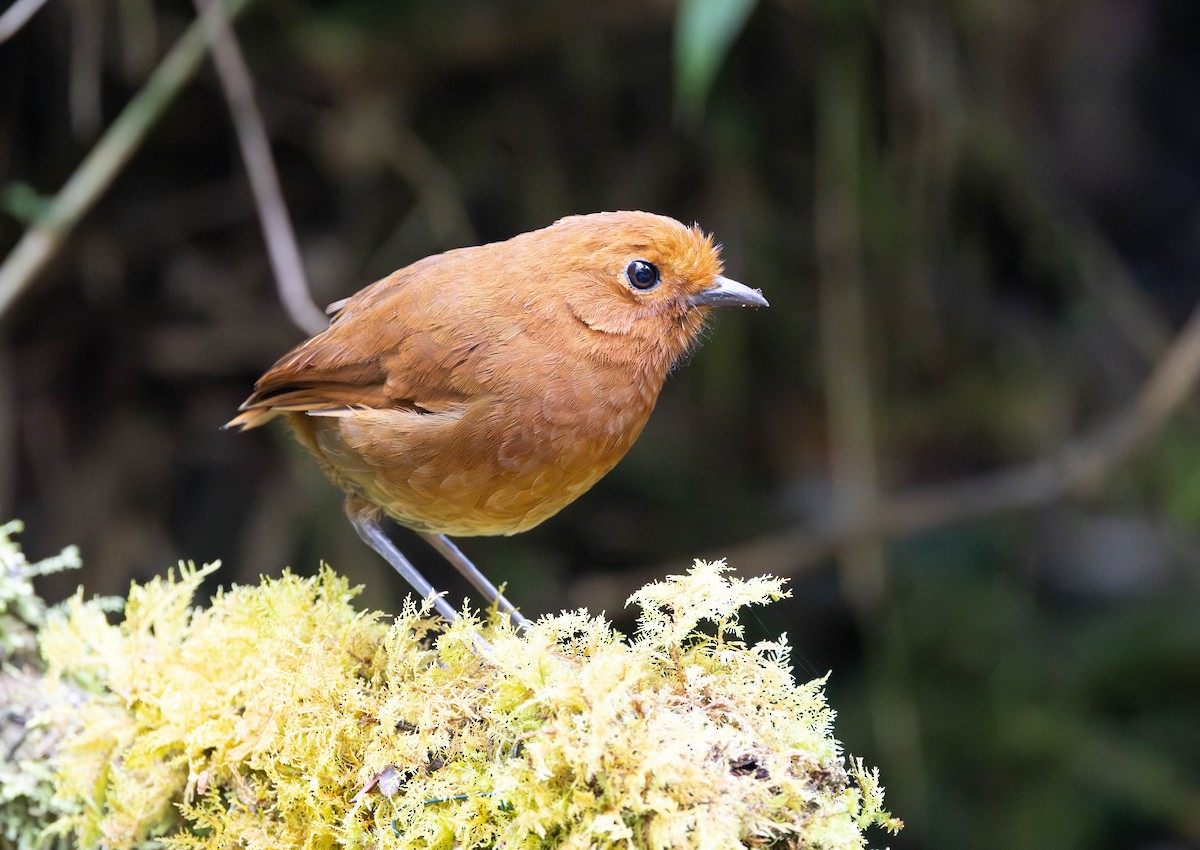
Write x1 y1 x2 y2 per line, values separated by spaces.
4 522 899 849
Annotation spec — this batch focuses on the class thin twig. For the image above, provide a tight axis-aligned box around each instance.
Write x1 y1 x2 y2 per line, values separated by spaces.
191 0 327 335
569 293 1200 613
0 0 51 43
0 0 256 319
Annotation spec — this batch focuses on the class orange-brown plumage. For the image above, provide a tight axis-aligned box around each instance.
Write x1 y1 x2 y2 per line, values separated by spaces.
229 211 765 538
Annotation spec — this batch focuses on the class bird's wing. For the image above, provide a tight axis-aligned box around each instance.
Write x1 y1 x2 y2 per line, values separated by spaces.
227 262 504 430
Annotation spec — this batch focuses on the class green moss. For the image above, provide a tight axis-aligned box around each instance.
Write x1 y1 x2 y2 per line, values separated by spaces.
31 538 897 849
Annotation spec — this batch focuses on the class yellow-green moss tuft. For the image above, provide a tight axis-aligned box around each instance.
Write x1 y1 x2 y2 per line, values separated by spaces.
39 557 899 850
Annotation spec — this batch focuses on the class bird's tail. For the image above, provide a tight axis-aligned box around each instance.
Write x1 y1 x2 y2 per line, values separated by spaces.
223 407 280 430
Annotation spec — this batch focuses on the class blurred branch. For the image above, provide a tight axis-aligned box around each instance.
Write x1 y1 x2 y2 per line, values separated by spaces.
388 123 477 248
571 291 1200 612
191 0 327 335
116 0 159 79
815 31 928 822
68 0 103 137
1024 175 1200 425
0 0 254 319
813 43 885 616
974 120 1197 411
0 0 50 43
333 98 477 261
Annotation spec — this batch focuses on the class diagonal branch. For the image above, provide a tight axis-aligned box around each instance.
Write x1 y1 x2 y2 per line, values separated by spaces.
0 0 255 319
0 0 51 43
191 0 327 335
569 294 1200 614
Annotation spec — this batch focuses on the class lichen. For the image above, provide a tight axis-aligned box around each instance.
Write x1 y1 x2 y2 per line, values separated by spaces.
30 537 898 850
1 520 83 850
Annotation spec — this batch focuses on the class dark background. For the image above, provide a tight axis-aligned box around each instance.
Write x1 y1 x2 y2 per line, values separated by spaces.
3 1 1200 848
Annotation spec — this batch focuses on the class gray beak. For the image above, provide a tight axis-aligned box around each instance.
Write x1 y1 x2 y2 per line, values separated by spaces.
690 275 769 309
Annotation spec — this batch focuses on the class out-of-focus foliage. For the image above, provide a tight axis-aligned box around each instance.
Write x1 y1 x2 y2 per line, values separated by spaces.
673 0 759 124
2 1 1200 849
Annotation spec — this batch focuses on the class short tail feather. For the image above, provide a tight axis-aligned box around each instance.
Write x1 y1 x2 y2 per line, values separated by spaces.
223 407 280 431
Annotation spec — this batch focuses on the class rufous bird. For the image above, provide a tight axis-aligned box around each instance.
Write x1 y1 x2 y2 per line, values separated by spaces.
228 211 767 627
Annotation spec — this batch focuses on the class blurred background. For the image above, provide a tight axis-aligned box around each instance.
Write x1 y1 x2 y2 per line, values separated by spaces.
3 0 1200 847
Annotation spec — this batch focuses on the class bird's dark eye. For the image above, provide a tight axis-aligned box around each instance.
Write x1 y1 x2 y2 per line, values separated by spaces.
625 259 660 291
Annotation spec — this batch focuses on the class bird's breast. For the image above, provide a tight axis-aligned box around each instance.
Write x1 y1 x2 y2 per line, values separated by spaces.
298 351 664 537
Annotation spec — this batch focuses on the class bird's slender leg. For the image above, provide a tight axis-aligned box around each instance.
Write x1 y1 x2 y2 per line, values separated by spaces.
349 512 495 653
347 509 462 624
418 532 529 630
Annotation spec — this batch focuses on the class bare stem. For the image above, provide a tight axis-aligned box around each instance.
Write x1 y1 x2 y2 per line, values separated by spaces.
814 42 886 616
0 0 255 318
0 0 51 44
191 0 327 335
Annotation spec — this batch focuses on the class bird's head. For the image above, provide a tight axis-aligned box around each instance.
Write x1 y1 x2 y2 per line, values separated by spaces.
529 211 767 373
